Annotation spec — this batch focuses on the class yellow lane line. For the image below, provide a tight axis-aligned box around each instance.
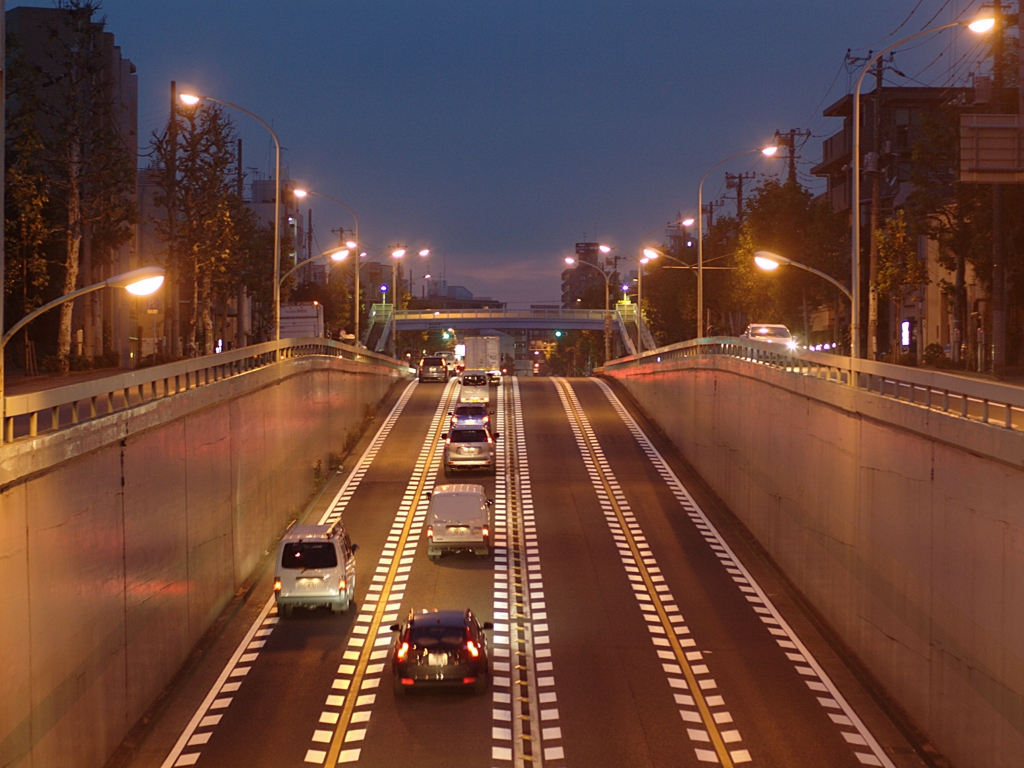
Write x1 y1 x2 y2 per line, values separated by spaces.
555 378 735 768
322 380 459 766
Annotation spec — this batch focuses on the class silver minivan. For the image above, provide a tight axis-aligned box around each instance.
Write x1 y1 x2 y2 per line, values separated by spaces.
442 425 498 475
274 522 358 616
426 484 494 560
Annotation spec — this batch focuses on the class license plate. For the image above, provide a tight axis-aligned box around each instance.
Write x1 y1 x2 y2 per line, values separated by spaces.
297 578 321 589
428 652 448 666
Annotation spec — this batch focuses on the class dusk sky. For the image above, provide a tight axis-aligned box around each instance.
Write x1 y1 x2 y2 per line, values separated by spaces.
14 1 990 304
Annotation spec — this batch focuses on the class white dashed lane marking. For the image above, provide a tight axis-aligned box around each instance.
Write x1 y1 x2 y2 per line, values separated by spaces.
593 378 896 768
555 378 750 767
159 380 419 768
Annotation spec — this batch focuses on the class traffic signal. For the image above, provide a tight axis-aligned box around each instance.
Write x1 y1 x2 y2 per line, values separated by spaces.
442 331 450 340
554 330 563 338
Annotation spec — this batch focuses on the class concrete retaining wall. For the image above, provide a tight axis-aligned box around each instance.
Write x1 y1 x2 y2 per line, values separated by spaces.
605 357 1024 768
0 356 402 768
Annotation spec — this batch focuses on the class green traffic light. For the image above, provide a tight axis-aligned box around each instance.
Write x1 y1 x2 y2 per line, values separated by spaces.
555 330 563 337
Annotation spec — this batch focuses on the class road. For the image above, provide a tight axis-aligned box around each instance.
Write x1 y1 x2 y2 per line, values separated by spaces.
117 377 929 768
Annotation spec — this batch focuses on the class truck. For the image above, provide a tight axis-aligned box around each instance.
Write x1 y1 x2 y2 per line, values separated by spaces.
464 336 501 383
280 302 325 338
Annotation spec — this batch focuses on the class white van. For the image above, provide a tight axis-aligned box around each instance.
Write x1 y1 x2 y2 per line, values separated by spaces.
426 484 493 560
459 370 490 404
274 522 358 616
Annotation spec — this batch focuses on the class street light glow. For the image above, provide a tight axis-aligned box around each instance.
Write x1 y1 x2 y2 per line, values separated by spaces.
642 249 660 260
599 245 611 253
681 218 695 227
968 16 995 32
392 248 406 258
754 255 781 271
565 257 576 265
761 145 779 156
418 249 430 257
124 276 165 296
330 249 350 262
293 188 308 198
346 240 358 249
179 93 202 106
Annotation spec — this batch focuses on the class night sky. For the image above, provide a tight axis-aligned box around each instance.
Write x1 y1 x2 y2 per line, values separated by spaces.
12 1 988 304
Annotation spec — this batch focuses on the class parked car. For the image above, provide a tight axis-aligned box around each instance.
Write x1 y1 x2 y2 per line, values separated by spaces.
442 425 498 475
449 403 491 428
419 356 450 382
391 608 493 693
741 324 798 350
274 522 358 616
425 483 493 559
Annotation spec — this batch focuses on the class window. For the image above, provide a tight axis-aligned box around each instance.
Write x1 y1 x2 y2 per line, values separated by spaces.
450 430 487 443
281 542 338 569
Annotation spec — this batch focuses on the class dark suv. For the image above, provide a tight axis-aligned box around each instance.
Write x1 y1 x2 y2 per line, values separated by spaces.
419 356 449 382
391 608 493 693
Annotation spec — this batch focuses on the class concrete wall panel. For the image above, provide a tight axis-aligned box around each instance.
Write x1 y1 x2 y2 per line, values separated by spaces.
0 356 401 768
607 358 1024 768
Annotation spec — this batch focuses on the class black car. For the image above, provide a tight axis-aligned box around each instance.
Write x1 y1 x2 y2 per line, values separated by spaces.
391 608 493 693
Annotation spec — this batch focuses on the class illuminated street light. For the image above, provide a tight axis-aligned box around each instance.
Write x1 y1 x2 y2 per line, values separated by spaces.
181 93 283 342
681 217 695 228
754 250 851 302
695 143 778 338
562 256 613 360
279 246 351 284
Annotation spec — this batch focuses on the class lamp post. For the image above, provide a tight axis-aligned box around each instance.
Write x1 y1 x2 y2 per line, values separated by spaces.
180 93 282 344
3 266 165 347
292 189 362 341
697 145 778 338
279 246 350 285
849 15 994 359
754 251 852 302
598 245 656 355
388 248 429 358
564 256 612 361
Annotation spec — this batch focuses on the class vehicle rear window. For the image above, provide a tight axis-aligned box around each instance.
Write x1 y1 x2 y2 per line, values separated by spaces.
422 357 444 366
281 541 338 569
409 625 465 649
751 327 791 339
450 429 487 443
455 406 486 417
462 375 487 386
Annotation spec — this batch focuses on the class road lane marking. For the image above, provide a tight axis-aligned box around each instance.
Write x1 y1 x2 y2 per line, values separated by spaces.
554 378 747 767
491 378 565 767
313 378 458 765
159 379 419 768
593 378 897 768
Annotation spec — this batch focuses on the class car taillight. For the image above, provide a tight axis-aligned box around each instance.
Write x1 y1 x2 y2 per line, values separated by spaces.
462 677 476 684
273 578 281 592
487 436 493 444
466 639 480 658
482 526 489 538
397 641 409 661
338 578 346 591
427 525 433 538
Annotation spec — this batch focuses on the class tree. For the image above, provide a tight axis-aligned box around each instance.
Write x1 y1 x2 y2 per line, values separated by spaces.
875 210 929 359
4 30 52 366
36 1 136 371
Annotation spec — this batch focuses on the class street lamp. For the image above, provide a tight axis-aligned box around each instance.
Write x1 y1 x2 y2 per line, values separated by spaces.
388 247 427 357
279 246 350 285
180 93 283 343
3 267 166 349
564 256 612 361
292 188 362 341
696 144 779 338
753 251 852 302
849 14 993 359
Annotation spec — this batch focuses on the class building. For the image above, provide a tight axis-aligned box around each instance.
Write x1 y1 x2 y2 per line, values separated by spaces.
811 84 983 361
561 242 604 308
8 6 139 367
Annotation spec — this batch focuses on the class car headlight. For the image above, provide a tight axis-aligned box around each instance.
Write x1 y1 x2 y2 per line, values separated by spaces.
786 340 798 351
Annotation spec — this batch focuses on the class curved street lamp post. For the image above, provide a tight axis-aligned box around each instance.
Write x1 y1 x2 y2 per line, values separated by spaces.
180 93 282 345
564 256 612 361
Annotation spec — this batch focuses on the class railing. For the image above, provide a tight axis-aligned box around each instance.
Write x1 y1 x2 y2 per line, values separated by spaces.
394 308 610 321
603 337 1024 432
2 337 407 444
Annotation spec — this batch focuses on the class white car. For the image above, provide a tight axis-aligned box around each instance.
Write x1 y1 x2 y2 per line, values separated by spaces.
741 324 798 351
426 484 494 559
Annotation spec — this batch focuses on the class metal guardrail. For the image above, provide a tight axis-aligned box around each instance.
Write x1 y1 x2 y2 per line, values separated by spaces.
603 337 1024 431
2 337 407 443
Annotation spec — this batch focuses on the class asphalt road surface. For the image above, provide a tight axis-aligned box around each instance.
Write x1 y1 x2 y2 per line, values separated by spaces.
117 377 931 768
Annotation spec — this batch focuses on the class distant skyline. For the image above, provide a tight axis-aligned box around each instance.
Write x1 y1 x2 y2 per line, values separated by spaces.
12 1 991 304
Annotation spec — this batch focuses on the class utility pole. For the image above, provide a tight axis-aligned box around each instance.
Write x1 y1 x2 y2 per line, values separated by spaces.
1 0 6 413
774 128 811 185
867 56 885 360
702 198 720 230
725 172 755 221
168 81 180 357
236 138 246 349
306 208 313 283
991 0 1006 373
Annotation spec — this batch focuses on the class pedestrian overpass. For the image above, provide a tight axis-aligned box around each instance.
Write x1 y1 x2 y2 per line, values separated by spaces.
363 304 656 356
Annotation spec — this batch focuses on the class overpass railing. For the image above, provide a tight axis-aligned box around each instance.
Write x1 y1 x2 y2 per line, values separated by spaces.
2 337 407 443
603 337 1024 432
394 308 610 322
